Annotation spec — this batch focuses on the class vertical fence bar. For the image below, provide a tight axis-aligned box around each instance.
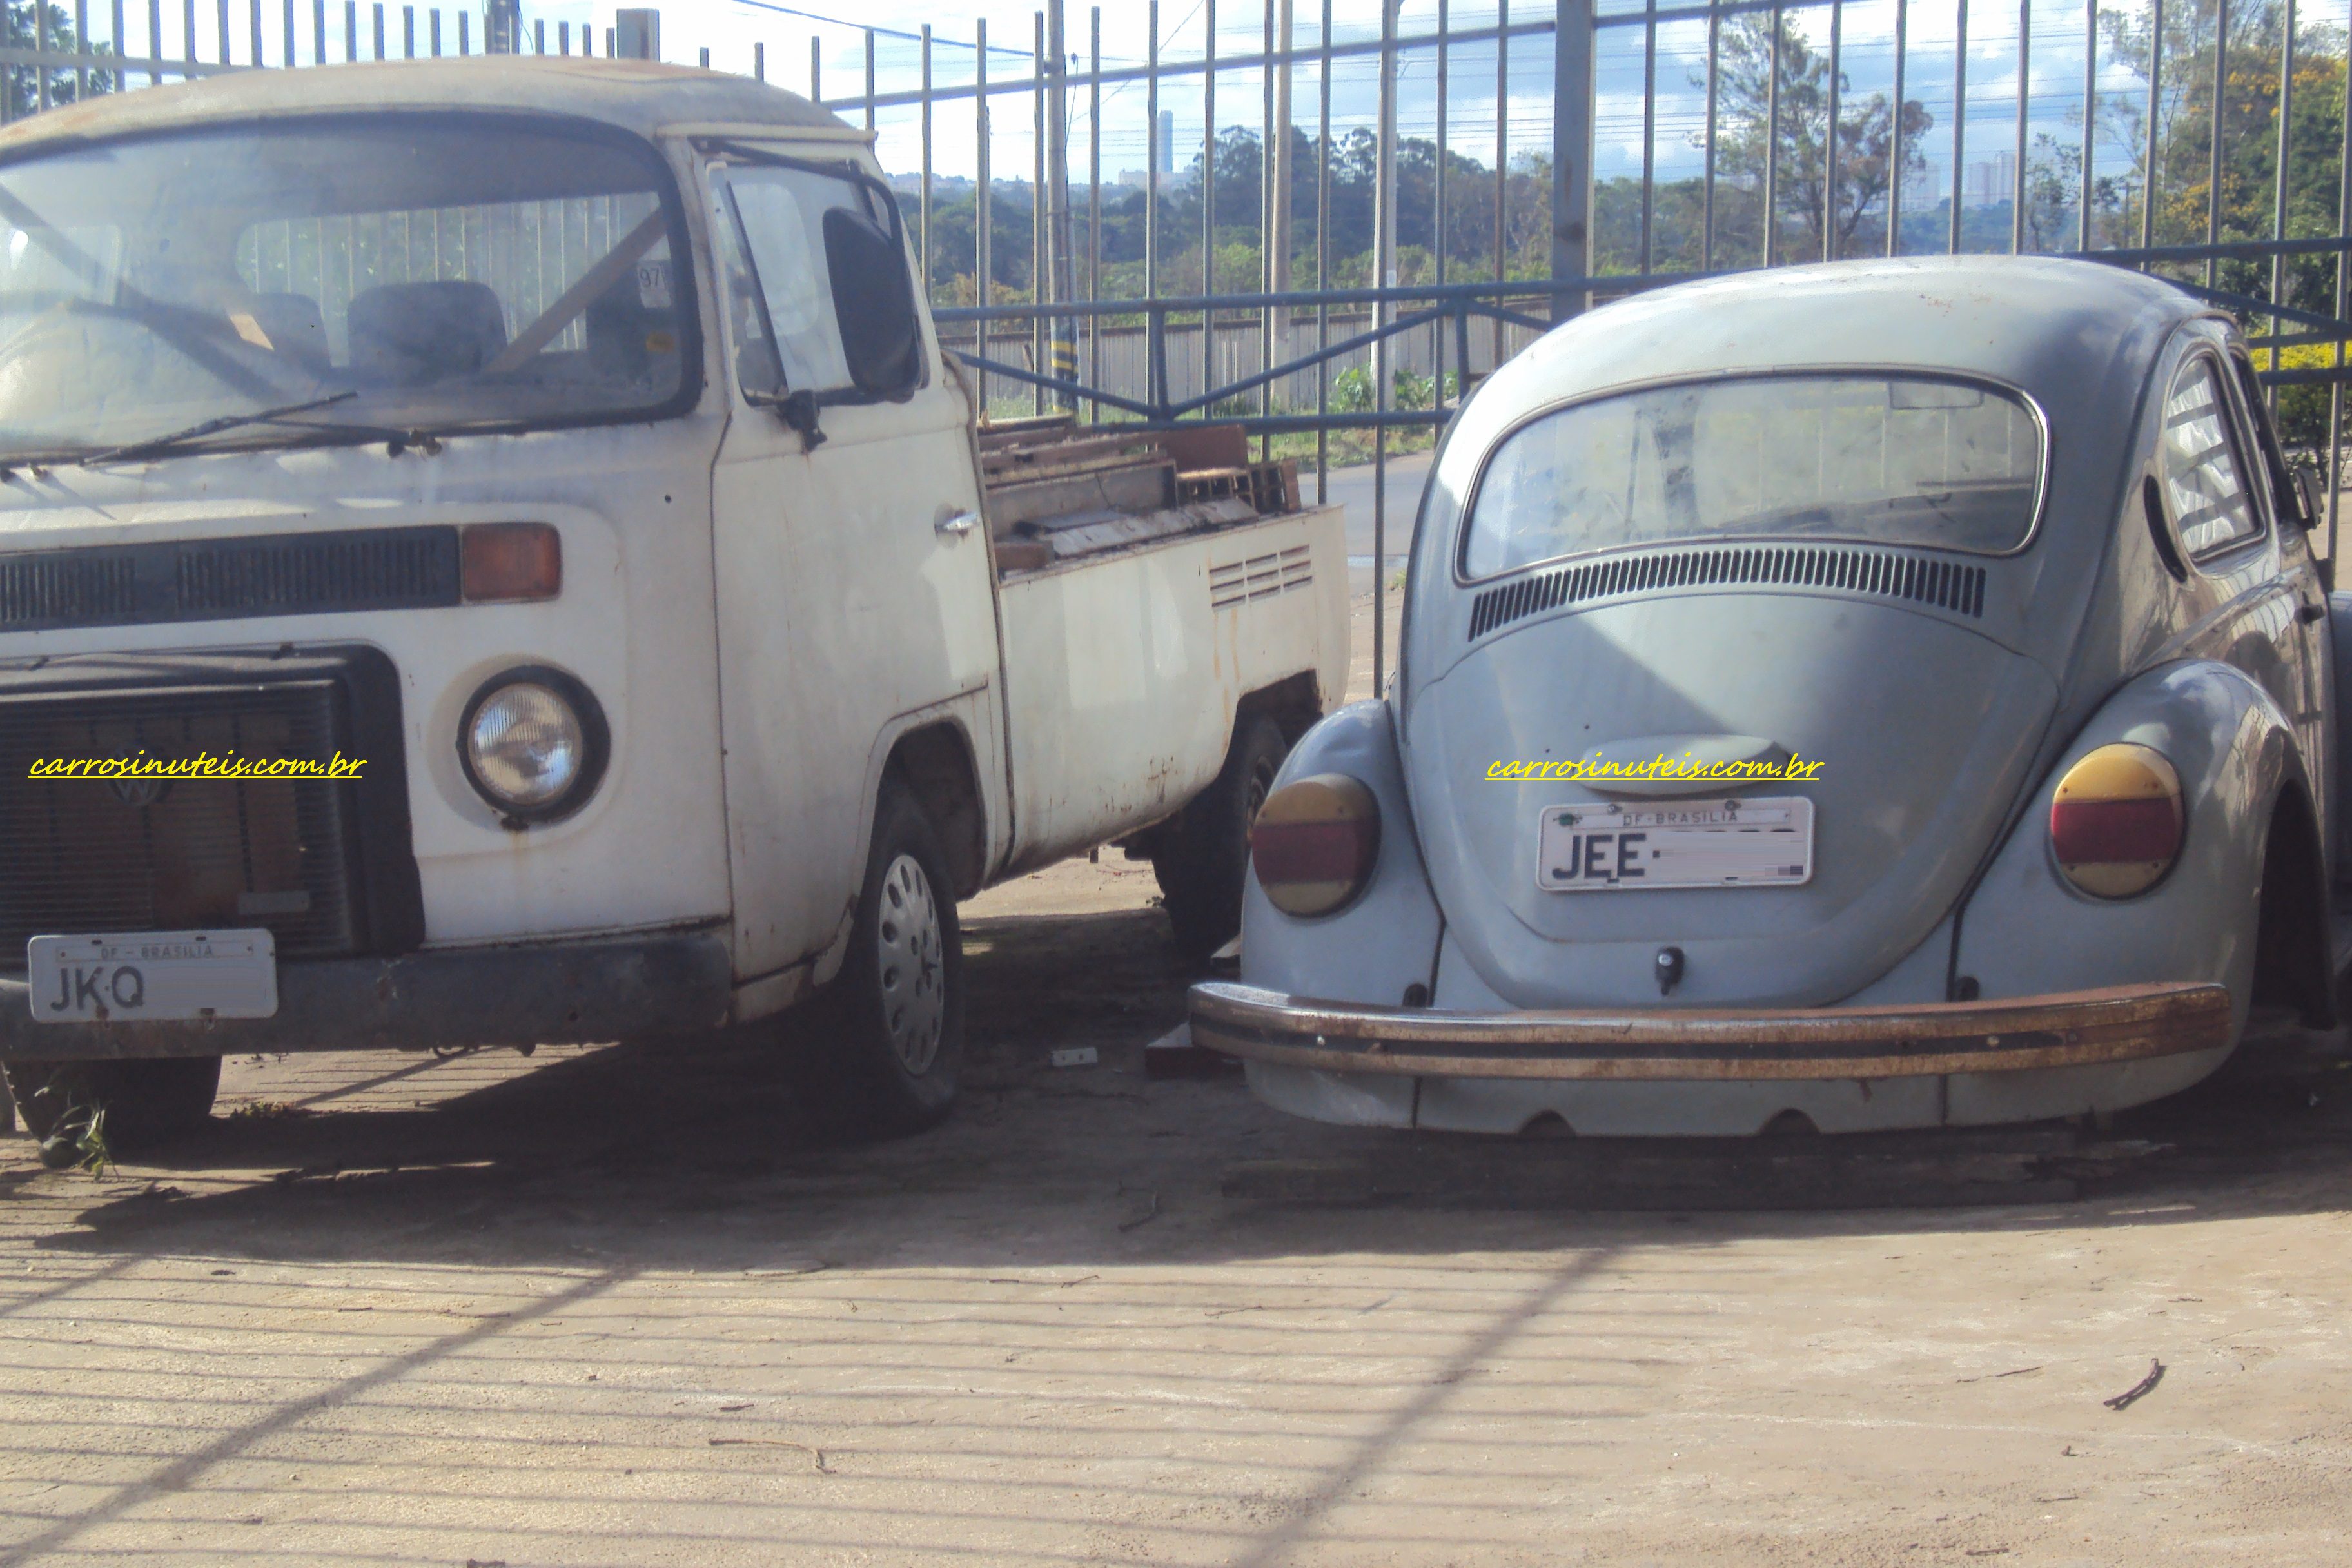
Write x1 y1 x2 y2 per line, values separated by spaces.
809 36 819 99
1146 0 1162 415
1825 0 1843 259
1438 0 1452 403
753 38 762 79
1498 0 1511 362
346 0 356 61
2079 0 2095 248
977 17 991 416
2330 0 2349 560
2206 0 2226 286
1088 6 1101 422
865 28 876 133
1044 12 1054 416
1764 0 1782 262
402 3 412 57
1556 0 1594 309
1640 0 1656 271
2141 0 2159 249
311 0 322 61
2011 0 2027 253
2270 0 2294 361
1316 0 1330 494
1374 0 1398 698
556 19 565 56
75 0 89 103
1950 0 1967 250
1889 0 1908 254
920 26 932 293
108 0 122 95
371 1 382 59
1202 0 1217 409
1262 0 1276 452
1275 0 1296 421
534 16 544 51
144 0 157 84
34 0 48 111
429 7 438 55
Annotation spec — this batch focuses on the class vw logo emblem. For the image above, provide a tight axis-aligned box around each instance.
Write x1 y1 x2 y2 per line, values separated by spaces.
108 778 170 809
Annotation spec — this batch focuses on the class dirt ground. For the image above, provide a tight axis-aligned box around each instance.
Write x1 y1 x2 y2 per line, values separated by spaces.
3 585 2352 1567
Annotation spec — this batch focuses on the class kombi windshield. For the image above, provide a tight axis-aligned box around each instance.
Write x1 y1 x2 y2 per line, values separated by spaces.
0 113 694 462
1460 374 2044 580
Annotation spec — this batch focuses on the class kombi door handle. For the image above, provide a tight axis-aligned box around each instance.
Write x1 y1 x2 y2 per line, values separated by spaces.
936 509 980 538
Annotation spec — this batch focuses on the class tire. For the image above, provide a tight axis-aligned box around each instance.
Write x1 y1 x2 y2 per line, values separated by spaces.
1154 712 1291 962
5 1056 221 1163
802 779 966 1138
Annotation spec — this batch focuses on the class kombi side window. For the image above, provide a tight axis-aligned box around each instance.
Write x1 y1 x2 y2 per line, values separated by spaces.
2159 354 2264 560
1458 374 2043 581
711 162 916 402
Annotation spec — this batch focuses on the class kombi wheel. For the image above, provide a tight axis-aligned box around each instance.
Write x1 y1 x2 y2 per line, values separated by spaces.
1155 713 1290 961
4 1057 221 1166
805 780 965 1137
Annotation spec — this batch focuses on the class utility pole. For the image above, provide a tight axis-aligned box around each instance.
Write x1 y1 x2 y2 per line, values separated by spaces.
1046 0 1078 411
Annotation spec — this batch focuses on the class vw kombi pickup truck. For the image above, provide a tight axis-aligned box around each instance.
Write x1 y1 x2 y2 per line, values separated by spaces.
0 57 1347 1150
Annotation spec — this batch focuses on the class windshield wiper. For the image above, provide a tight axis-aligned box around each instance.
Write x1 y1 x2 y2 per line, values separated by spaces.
78 391 377 466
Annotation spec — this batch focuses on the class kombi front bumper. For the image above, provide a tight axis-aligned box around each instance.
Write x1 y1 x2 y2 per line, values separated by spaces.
0 926 734 1061
1189 979 2236 1132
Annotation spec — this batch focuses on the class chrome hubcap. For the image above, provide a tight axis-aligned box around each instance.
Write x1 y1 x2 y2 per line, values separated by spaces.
874 852 946 1075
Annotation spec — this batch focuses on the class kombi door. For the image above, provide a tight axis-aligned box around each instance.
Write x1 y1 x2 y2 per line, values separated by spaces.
700 140 1004 986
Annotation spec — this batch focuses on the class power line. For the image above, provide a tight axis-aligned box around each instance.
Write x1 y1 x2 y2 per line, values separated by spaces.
726 0 1031 58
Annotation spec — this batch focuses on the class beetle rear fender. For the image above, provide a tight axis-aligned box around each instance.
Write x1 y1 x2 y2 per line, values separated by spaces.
1237 699 1446 1009
1954 659 2310 1039
2251 780 2335 1029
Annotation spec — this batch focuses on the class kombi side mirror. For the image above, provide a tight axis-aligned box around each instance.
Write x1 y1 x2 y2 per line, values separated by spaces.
823 206 923 400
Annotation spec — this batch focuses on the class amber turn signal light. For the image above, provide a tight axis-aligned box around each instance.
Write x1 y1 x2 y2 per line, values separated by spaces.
2050 742 2183 898
1251 773 1382 917
461 522 562 603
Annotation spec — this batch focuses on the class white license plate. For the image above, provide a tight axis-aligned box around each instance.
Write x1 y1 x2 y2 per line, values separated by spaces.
26 930 279 1023
1537 798 1815 892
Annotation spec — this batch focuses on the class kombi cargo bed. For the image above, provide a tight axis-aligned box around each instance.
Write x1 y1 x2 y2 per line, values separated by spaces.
977 416 1303 575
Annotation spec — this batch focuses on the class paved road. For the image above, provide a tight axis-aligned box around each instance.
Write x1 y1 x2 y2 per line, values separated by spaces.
1315 448 1433 566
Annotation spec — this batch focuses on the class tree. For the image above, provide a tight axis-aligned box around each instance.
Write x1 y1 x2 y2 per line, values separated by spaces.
4 0 115 119
1703 13 1932 263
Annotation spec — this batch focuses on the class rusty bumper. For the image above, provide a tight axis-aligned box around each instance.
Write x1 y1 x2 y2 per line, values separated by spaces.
1186 981 2235 1081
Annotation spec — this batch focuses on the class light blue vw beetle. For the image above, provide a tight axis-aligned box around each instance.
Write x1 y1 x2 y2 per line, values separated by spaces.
1190 255 2351 1135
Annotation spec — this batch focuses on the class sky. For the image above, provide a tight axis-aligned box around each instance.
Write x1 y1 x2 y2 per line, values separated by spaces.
92 0 2227 210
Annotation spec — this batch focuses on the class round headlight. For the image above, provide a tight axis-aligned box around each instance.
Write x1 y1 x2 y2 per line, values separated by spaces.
459 667 608 823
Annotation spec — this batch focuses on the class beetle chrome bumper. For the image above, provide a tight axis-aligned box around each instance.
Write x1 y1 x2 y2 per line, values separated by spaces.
1186 981 2233 1081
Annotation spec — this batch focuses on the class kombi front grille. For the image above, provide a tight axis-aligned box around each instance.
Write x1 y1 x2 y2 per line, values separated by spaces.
0 526 460 633
1466 543 1990 642
0 681 361 966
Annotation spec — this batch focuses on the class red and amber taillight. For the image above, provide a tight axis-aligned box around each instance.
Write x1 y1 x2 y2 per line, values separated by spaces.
2050 743 2184 898
1250 774 1382 917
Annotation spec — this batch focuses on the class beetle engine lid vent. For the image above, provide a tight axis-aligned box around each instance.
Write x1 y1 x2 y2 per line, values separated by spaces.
1465 542 1988 642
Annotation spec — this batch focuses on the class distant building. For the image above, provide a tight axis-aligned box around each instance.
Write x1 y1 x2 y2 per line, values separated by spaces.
1964 152 2017 208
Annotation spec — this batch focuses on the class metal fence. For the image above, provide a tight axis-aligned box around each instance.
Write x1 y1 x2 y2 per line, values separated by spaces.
3 0 2350 680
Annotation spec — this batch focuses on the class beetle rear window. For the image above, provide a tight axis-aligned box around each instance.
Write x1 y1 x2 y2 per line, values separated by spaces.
1460 375 2044 580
